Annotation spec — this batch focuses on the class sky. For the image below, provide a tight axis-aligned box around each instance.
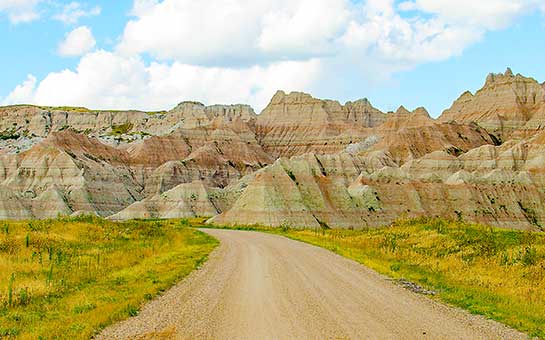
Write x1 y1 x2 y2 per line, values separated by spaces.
0 0 544 117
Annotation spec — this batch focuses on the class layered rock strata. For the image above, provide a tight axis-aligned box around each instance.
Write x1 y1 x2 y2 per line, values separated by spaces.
255 91 387 157
439 68 545 141
2 69 545 231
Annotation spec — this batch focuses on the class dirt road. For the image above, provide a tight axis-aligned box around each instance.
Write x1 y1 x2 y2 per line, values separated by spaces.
99 229 525 339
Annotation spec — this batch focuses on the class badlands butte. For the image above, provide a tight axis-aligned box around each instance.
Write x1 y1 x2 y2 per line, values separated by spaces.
1 68 545 231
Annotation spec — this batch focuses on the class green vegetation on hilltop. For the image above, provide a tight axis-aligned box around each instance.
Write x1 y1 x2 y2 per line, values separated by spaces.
38 106 168 115
0 217 218 339
39 106 91 113
145 110 168 115
0 104 168 115
204 218 545 337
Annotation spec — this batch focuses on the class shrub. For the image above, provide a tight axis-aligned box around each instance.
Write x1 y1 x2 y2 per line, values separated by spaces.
110 123 134 136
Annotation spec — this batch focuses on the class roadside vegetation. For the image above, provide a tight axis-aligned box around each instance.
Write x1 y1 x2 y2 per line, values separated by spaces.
0 216 218 339
203 217 545 338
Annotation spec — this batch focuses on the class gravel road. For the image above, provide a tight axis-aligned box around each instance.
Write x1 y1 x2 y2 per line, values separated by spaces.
99 229 526 339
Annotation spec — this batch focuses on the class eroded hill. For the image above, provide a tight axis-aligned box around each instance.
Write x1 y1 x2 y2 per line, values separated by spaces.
1 69 544 230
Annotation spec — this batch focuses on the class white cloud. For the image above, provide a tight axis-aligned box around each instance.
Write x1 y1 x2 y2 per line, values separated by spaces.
53 1 101 25
0 0 41 23
398 0 544 30
130 0 159 17
117 0 353 65
116 0 543 70
3 50 322 112
339 0 482 70
257 0 350 57
2 74 36 105
3 0 543 112
0 0 102 24
58 26 96 57
147 59 322 111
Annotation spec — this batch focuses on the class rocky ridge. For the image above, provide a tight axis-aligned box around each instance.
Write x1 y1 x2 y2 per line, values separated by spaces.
1 69 545 230
439 68 545 141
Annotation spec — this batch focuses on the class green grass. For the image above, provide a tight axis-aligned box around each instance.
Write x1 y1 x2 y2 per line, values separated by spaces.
145 110 168 116
39 106 91 113
0 104 168 116
110 123 134 136
204 217 545 338
0 216 218 339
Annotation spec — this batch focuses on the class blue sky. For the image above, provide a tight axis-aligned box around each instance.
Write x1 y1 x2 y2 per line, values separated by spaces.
1 0 544 117
0 1 130 94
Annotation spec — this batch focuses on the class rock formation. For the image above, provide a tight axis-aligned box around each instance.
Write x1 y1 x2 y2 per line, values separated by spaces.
210 134 545 231
0 102 256 139
2 69 545 231
0 131 142 218
255 91 387 157
110 181 219 220
0 103 271 219
439 68 545 141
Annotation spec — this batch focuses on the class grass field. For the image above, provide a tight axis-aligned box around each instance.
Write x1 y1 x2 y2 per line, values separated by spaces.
0 217 218 339
204 218 545 338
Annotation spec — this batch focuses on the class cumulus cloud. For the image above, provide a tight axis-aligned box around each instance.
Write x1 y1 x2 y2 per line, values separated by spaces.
58 26 96 56
255 0 350 57
117 0 353 65
53 1 101 25
338 0 545 73
130 0 159 16
0 0 102 24
3 0 543 112
117 0 541 68
339 0 481 71
3 50 322 112
2 74 37 104
398 0 544 30
0 0 42 23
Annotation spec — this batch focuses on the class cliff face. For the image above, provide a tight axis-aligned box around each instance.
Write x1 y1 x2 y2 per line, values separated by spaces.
0 131 141 218
210 135 545 231
0 102 256 144
0 103 269 219
255 91 387 157
2 69 545 230
439 68 545 141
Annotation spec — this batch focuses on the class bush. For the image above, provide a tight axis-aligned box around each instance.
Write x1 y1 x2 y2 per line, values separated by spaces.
110 123 134 136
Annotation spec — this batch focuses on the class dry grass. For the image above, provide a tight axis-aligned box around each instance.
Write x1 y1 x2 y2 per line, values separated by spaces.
0 216 218 339
279 218 545 338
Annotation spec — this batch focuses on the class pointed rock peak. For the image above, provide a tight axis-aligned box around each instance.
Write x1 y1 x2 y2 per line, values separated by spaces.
459 90 474 99
395 105 411 115
412 107 431 118
347 97 370 105
484 68 520 86
345 97 382 113
271 90 287 101
485 72 496 85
